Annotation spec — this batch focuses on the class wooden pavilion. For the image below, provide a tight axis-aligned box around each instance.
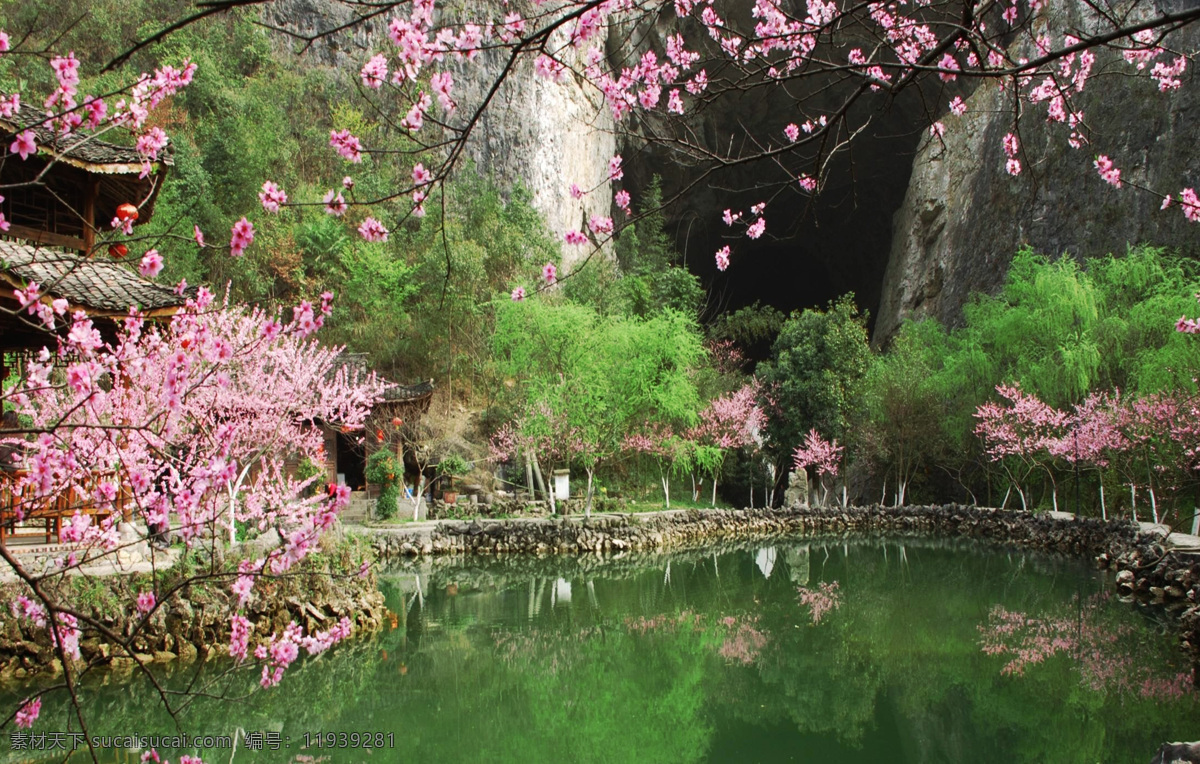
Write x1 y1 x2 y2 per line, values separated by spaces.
0 120 184 543
322 353 435 490
0 116 172 254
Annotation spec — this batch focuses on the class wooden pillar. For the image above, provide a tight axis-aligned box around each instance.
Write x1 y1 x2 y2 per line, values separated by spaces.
82 182 98 255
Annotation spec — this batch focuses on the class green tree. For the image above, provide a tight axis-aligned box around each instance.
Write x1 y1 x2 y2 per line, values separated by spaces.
613 177 705 319
860 320 949 505
756 295 871 460
491 300 703 513
958 248 1102 408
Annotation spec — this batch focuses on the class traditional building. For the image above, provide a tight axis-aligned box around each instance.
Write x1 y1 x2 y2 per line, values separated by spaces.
0 118 186 378
322 353 434 490
0 122 184 543
0 117 171 253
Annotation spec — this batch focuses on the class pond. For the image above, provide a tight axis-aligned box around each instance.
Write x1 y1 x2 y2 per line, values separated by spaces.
5 537 1198 763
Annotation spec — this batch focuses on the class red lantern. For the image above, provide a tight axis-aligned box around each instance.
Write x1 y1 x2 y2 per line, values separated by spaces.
108 243 128 259
375 429 384 440
391 417 403 427
115 203 139 222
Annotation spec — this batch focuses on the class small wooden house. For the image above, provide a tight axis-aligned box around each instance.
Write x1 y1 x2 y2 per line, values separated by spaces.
0 121 188 379
0 117 171 254
320 354 434 490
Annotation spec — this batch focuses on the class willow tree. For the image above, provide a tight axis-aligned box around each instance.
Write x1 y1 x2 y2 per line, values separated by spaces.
491 299 703 513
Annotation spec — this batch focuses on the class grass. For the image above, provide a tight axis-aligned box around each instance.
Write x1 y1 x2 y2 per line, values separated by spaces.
624 494 735 513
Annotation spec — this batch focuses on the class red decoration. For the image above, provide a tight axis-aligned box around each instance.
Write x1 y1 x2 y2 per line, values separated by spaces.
116 203 139 222
108 243 128 259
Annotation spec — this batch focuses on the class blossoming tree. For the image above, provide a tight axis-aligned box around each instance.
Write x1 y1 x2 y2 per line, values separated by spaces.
688 382 766 506
791 428 843 507
0 288 388 741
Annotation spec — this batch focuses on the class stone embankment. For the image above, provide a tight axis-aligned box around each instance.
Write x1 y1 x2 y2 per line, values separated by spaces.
360 504 1200 670
364 505 1135 559
0 565 385 681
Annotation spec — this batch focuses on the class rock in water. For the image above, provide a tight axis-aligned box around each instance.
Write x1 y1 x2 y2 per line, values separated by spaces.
1151 741 1200 764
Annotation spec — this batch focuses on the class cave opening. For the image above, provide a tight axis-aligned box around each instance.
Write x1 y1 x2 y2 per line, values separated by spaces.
650 115 926 359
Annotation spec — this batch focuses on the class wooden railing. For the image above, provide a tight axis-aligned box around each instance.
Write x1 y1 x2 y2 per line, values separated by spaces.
0 471 129 545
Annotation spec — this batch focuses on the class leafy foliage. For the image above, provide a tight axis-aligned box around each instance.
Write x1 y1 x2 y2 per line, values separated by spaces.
756 295 871 459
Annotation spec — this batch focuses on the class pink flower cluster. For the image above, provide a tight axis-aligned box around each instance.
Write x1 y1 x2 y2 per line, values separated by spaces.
1093 155 1121 188
329 129 363 163
715 245 730 272
358 217 389 242
979 596 1194 700
230 217 255 257
690 383 765 450
796 581 842 624
792 429 842 477
140 249 164 278
1003 132 1021 176
258 181 288 213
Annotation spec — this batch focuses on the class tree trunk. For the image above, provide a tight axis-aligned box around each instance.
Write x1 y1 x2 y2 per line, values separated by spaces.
413 474 425 521
1099 481 1107 521
545 463 557 516
711 478 717 507
584 467 594 517
530 452 547 502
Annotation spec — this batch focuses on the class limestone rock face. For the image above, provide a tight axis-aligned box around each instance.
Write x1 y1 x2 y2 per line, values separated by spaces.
444 38 616 267
876 0 1200 344
263 0 614 267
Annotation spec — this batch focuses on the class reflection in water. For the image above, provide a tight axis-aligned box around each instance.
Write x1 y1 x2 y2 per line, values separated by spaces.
755 547 777 579
2 537 1197 764
979 596 1193 700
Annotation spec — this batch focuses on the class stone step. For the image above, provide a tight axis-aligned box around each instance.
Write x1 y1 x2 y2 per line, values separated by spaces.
341 499 373 522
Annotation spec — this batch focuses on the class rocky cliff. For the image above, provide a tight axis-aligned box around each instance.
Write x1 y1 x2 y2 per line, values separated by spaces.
264 0 615 267
876 1 1200 343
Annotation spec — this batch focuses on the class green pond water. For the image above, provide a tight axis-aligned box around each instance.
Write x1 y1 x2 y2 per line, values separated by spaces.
5 537 1199 763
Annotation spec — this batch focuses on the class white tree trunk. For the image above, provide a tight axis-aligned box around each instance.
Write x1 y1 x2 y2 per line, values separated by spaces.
584 468 594 517
413 475 425 521
227 460 258 546
1099 482 1106 521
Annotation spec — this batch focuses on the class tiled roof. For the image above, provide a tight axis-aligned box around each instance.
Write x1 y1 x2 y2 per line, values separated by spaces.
383 379 435 402
332 354 435 402
0 118 172 172
0 241 192 312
